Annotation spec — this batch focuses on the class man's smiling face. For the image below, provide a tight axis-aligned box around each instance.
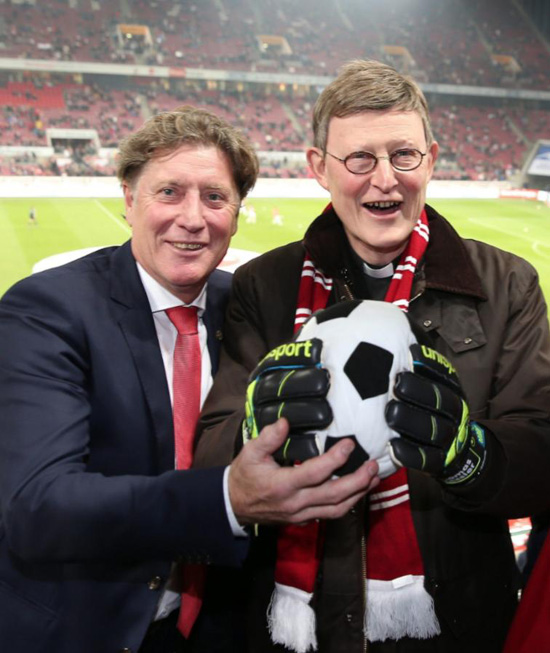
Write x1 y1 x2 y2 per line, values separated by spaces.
123 144 239 303
307 109 438 265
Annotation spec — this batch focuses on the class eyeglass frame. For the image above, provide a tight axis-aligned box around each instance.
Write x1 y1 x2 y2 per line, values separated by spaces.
324 148 427 174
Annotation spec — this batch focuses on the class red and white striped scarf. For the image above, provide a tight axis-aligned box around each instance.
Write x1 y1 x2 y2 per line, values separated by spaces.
268 208 440 652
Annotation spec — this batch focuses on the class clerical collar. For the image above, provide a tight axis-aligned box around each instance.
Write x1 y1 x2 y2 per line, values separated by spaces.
362 260 395 279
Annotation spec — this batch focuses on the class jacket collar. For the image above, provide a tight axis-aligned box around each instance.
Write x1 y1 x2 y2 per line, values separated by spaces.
106 241 175 471
109 240 148 308
303 204 486 301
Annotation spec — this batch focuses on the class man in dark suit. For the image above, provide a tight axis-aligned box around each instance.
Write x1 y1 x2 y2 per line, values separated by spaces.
0 106 379 653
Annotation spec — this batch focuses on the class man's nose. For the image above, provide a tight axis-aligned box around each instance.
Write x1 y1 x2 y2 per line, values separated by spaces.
370 157 398 192
175 194 205 231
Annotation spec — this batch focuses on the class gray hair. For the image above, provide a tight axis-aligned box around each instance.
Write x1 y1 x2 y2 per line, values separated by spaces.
313 59 433 152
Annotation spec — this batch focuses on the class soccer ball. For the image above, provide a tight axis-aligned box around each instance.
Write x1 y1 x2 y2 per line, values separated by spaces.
296 300 416 478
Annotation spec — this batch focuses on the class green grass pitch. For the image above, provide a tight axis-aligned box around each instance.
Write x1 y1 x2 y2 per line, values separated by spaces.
2 197 550 303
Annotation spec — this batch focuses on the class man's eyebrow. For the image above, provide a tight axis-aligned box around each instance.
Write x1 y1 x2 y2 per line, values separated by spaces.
151 179 235 194
348 140 419 152
152 178 181 188
202 183 234 193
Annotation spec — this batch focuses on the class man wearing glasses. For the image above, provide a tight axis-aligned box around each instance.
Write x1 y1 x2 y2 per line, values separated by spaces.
195 60 550 653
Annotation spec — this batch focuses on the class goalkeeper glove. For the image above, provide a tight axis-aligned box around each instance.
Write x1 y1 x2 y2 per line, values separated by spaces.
385 344 488 485
243 338 332 465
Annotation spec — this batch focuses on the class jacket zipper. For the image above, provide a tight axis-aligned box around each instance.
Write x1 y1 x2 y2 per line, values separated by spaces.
338 266 427 652
338 269 367 650
362 529 368 652
338 267 355 301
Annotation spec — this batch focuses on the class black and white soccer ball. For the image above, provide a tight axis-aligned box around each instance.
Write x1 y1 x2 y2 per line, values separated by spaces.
296 300 416 478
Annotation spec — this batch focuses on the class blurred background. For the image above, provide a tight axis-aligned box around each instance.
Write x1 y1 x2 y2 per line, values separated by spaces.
1 0 550 185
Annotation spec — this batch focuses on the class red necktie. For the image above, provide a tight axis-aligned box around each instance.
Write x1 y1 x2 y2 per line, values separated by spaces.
166 306 201 470
165 306 206 638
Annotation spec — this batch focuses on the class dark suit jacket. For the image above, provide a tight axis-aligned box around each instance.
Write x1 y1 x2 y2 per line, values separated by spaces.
0 241 246 653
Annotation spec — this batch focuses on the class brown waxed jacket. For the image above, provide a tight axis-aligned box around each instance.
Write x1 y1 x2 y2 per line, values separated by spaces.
195 205 550 653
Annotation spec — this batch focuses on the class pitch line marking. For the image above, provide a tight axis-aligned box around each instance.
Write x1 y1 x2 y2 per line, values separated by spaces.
467 217 538 244
94 200 131 235
533 241 550 257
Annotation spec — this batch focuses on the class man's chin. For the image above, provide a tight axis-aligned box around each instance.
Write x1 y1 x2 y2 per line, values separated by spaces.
354 227 415 262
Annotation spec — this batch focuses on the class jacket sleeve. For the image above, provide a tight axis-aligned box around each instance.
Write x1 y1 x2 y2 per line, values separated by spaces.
194 264 270 468
0 273 247 567
445 252 550 516
194 247 301 469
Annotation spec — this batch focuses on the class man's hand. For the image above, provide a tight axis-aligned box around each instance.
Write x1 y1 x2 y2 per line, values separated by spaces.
229 418 380 525
385 344 488 486
244 338 332 465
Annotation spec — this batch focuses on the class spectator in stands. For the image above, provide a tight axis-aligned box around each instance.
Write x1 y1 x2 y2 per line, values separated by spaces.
0 105 378 653
194 59 550 653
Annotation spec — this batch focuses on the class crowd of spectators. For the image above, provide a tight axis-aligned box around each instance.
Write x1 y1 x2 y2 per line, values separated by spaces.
2 76 549 181
1 0 550 180
2 0 550 90
1 0 132 64
431 104 526 181
0 81 143 147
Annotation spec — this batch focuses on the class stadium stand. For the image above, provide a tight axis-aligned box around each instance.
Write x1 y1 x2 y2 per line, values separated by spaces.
3 0 550 86
1 0 550 182
430 104 526 181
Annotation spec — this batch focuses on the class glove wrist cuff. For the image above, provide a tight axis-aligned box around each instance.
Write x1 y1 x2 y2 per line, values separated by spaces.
443 422 488 486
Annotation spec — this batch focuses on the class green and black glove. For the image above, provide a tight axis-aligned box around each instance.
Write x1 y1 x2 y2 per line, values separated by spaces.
243 338 332 465
385 344 488 486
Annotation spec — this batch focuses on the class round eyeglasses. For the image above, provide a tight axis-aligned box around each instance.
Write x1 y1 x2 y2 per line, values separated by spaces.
325 148 427 174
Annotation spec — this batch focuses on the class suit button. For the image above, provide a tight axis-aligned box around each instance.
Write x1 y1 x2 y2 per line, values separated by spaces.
148 576 162 590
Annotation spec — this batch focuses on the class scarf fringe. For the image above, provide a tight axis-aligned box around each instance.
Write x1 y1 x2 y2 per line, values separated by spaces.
365 576 441 642
268 583 317 653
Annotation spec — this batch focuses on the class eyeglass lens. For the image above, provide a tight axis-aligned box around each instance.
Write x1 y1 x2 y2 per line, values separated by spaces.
345 149 423 173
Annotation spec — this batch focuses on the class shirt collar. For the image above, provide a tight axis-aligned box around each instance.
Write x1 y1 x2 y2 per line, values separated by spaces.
362 260 395 279
136 262 207 314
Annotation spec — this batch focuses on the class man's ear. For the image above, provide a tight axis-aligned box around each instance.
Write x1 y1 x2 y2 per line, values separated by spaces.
426 141 439 182
306 147 329 191
122 182 134 225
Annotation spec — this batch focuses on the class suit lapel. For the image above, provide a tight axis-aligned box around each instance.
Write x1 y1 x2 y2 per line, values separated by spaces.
203 269 232 376
108 247 232 469
109 242 175 472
